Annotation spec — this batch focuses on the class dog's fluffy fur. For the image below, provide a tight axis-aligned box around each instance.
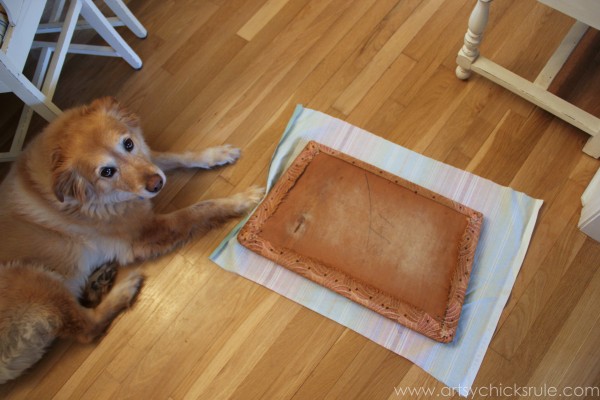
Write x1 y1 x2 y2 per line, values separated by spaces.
0 97 263 383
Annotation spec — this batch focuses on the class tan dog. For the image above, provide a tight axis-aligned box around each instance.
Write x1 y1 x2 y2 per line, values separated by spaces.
0 97 263 383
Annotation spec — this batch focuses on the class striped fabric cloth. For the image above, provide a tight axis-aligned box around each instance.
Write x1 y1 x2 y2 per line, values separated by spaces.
211 106 542 396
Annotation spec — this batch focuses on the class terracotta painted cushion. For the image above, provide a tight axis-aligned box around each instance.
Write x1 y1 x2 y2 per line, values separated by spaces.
238 141 483 343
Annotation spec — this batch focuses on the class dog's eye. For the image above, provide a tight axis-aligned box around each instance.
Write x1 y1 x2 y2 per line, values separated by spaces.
100 167 116 178
123 138 134 152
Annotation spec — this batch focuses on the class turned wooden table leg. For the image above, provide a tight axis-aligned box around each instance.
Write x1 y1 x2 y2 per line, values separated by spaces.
456 0 493 80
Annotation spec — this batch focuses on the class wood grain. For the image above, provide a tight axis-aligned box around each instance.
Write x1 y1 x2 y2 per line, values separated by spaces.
0 0 598 398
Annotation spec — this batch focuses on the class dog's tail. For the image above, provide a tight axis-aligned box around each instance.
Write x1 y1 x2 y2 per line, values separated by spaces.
0 302 59 384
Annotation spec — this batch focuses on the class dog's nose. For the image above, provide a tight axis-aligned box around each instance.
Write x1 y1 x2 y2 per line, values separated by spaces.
146 174 164 193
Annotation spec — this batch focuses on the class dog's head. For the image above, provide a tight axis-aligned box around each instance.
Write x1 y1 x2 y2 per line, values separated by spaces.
49 97 166 204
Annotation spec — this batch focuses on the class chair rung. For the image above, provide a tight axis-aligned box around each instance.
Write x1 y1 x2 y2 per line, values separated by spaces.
32 41 118 57
37 17 125 34
0 151 19 162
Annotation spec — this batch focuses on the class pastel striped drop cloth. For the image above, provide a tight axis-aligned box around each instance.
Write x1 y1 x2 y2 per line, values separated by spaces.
210 105 542 396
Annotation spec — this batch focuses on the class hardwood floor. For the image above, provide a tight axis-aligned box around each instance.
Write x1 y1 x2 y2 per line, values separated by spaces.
1 0 599 398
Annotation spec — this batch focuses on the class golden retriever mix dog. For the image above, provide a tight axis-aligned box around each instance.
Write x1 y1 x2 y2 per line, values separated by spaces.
0 97 263 383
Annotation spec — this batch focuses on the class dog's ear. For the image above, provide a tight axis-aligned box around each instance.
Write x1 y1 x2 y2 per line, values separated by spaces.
88 96 119 111
51 149 93 203
114 104 141 130
88 97 141 130
79 97 118 116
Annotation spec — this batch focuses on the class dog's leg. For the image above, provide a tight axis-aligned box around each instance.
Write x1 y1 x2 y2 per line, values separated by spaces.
0 264 142 383
80 262 118 308
61 268 144 343
132 186 264 260
151 144 241 171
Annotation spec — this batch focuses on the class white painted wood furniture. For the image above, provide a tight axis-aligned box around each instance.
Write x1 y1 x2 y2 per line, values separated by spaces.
456 0 600 158
0 0 147 162
579 167 600 242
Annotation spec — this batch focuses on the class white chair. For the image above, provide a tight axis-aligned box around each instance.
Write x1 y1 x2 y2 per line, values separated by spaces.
0 0 147 162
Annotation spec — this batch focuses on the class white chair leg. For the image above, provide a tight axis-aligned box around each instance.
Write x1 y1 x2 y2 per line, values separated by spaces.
10 106 34 153
78 0 143 69
0 55 61 162
0 60 61 121
583 135 600 158
42 0 82 98
49 0 67 22
456 0 493 80
103 0 147 38
13 45 52 156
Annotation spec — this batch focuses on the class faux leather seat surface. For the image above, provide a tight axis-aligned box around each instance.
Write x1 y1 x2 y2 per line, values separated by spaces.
260 152 467 319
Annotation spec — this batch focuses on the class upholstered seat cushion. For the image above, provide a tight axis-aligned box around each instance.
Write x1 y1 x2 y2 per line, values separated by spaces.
238 141 483 343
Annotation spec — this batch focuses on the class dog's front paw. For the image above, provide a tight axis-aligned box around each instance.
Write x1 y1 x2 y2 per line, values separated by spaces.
231 185 265 213
201 144 241 168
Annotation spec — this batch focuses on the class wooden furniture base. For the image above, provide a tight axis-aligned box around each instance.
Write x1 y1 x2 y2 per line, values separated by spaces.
238 142 483 343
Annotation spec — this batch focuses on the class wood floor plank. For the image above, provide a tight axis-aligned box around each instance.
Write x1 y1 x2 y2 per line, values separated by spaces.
496 160 596 330
466 108 547 185
397 0 488 110
402 0 471 62
173 294 298 399
193 0 358 149
386 64 474 155
353 353 413 400
523 264 600 391
555 319 600 398
491 212 587 358
215 0 387 161
162 0 263 76
388 366 448 400
290 329 370 400
157 0 329 151
346 54 416 127
307 0 416 114
237 0 291 41
109 275 271 399
333 0 445 115
320 341 402 400
477 239 600 397
228 310 346 400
